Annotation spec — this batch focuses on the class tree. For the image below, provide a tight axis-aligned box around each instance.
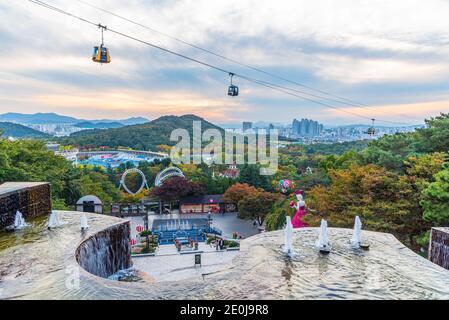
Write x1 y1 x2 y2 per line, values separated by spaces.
237 190 279 226
238 164 272 191
306 164 425 248
150 176 205 209
360 133 416 172
421 163 449 226
223 183 259 208
266 197 290 231
415 113 449 153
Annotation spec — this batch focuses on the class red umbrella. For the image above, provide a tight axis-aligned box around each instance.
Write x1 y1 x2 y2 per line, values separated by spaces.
136 225 144 232
130 239 137 246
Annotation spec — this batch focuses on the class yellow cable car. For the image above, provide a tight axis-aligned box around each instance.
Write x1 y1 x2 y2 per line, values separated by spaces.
92 46 111 64
92 24 111 64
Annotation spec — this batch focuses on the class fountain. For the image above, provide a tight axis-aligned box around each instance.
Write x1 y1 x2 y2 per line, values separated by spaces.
10 211 29 230
316 219 331 254
2 211 449 299
282 216 296 256
350 216 370 250
48 211 65 229
80 213 89 231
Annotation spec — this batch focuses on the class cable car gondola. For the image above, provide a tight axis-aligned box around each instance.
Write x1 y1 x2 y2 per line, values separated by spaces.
92 24 111 64
228 73 239 96
365 118 376 136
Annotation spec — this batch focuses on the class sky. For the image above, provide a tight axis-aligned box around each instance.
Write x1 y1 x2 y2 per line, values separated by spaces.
1 0 449 126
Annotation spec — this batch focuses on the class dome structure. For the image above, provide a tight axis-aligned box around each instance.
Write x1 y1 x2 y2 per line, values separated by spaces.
76 195 103 214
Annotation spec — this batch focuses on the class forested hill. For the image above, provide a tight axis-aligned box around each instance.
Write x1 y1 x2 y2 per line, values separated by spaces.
62 114 224 150
0 122 50 139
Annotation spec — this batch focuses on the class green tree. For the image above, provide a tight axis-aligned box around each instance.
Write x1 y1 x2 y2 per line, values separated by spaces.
421 163 449 225
415 113 449 153
238 164 272 191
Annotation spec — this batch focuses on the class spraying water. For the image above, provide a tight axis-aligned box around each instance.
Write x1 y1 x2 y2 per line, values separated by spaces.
13 211 29 230
316 219 331 253
282 216 296 256
48 211 65 229
351 216 362 248
80 213 89 231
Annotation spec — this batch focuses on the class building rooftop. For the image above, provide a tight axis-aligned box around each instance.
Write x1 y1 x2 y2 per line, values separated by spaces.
0 182 50 197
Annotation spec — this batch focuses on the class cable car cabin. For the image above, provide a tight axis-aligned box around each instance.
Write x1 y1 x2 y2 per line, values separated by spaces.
228 85 239 97
366 127 375 135
92 46 111 64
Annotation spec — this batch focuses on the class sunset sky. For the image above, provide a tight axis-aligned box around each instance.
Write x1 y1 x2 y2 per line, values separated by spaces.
1 0 449 125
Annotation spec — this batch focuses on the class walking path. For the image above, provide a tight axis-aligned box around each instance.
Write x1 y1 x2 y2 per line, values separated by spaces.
132 243 237 282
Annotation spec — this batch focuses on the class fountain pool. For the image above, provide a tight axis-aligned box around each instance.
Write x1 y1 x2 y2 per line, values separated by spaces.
1 212 449 299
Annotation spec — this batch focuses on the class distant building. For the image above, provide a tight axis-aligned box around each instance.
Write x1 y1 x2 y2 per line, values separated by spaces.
242 122 253 132
220 162 239 178
291 118 324 137
179 194 227 214
46 143 60 152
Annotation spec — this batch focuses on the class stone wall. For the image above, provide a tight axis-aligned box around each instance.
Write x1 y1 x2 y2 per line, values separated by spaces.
429 227 449 270
0 182 52 230
76 221 132 278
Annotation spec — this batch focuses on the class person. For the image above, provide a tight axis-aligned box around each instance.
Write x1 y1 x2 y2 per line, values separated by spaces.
219 238 224 250
215 239 219 251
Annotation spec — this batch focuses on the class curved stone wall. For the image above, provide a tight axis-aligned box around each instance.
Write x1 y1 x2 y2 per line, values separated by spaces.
429 227 449 270
76 220 132 278
0 182 51 230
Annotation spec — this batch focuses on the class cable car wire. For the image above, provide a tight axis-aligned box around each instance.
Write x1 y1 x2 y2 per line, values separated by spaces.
74 0 383 111
72 0 423 123
26 0 416 125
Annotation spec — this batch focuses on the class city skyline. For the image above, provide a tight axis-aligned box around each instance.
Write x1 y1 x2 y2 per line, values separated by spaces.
1 1 449 125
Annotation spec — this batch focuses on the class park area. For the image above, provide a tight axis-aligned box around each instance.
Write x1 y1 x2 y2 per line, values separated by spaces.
126 212 260 282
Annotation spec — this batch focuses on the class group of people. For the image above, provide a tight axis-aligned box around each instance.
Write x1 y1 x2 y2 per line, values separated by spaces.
174 237 199 252
215 238 225 251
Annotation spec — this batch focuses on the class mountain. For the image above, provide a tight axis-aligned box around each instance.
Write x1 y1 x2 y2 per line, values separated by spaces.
112 117 149 126
0 112 79 124
74 121 124 129
63 114 224 150
0 122 50 138
0 112 150 126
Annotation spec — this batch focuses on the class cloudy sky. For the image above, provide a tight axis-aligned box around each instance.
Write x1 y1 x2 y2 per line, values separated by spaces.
1 0 449 125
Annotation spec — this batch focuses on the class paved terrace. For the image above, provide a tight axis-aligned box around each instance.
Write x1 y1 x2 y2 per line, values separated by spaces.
128 212 259 282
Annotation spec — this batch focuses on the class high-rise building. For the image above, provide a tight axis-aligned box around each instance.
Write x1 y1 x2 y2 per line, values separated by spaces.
291 118 324 137
242 122 253 132
292 119 300 135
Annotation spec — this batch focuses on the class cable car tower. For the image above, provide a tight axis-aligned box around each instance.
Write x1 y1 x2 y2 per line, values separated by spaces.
92 24 111 64
228 73 239 96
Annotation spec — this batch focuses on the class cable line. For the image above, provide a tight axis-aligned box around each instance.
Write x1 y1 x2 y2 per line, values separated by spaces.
74 0 378 110
26 0 416 125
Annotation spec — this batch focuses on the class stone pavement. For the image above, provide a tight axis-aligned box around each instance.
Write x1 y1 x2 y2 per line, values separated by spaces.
132 243 238 282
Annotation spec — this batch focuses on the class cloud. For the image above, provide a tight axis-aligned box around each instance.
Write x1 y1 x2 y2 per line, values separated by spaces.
1 0 449 124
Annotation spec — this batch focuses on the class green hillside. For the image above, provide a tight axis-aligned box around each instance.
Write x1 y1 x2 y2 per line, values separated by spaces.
62 114 224 150
0 122 50 139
